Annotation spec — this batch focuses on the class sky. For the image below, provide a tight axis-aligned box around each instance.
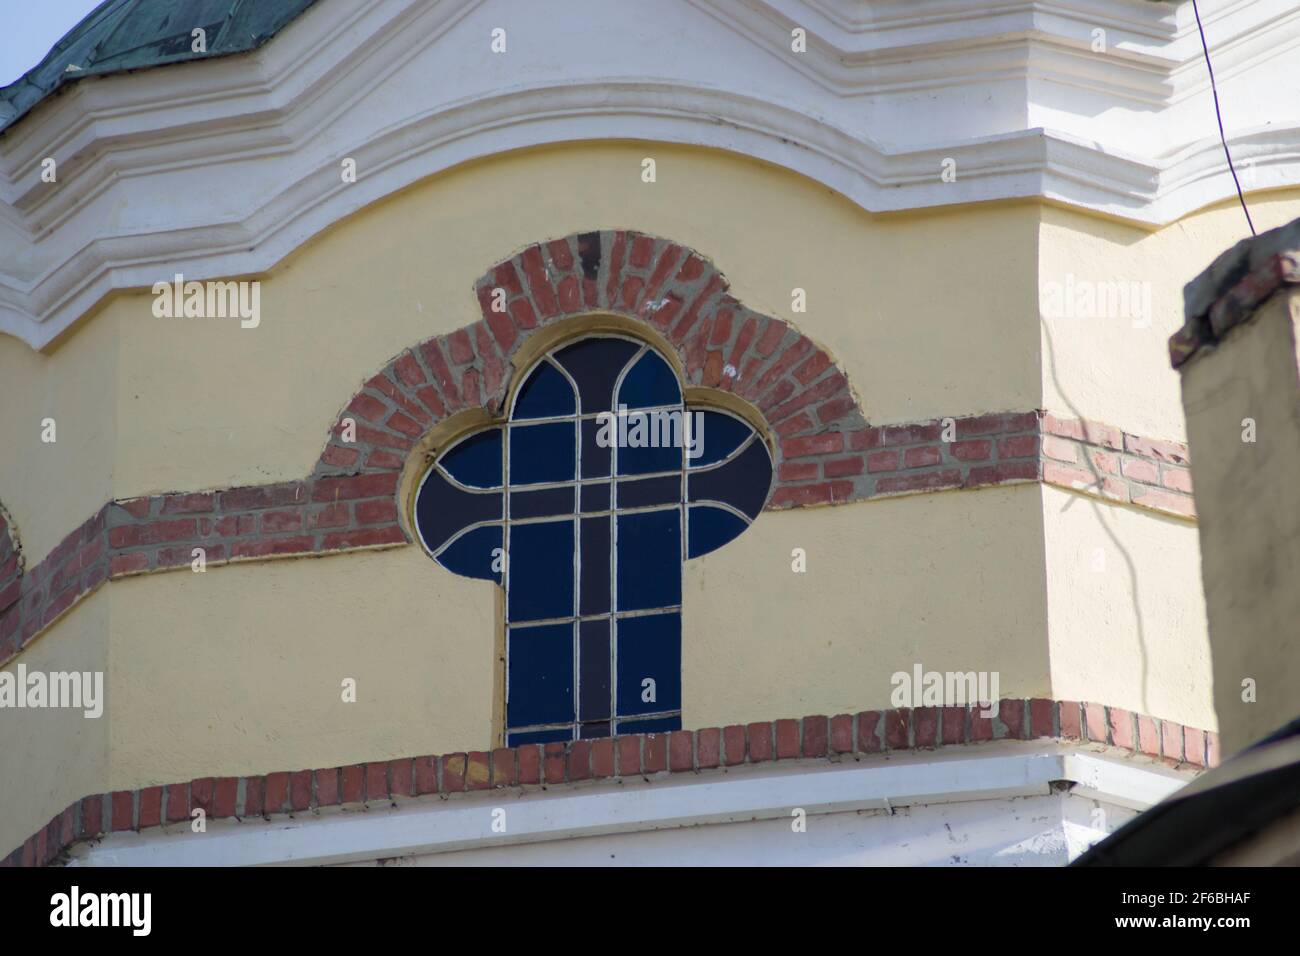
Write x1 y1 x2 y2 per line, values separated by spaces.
0 0 104 87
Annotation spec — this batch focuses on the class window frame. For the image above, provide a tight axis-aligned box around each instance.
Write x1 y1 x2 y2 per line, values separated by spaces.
411 329 775 746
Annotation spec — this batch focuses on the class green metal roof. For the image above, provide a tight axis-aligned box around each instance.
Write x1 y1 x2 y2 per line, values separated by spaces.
0 0 320 135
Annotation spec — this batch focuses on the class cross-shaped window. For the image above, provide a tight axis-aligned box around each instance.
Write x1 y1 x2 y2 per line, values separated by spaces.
414 334 772 745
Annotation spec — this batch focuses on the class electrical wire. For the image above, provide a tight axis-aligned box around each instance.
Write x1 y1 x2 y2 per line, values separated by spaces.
1193 0 1256 236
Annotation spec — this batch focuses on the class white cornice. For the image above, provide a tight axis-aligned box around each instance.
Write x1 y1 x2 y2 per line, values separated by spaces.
68 742 1194 867
2 0 1298 349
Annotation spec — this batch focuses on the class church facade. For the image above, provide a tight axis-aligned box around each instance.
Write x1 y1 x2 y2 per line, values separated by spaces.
2 0 1295 866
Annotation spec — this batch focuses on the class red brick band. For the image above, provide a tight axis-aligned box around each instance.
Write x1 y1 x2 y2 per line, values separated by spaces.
0 479 406 666
310 229 1189 514
0 230 1195 665
1038 414 1193 516
775 410 1192 514
0 407 1193 667
2 698 1219 867
311 229 869 480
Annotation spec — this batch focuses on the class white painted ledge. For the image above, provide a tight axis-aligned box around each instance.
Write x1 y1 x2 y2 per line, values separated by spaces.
4 0 1297 349
67 740 1196 867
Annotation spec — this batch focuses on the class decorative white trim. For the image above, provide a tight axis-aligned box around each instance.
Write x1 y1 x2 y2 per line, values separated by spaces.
67 740 1195 867
3 0 1299 349
692 0 1300 101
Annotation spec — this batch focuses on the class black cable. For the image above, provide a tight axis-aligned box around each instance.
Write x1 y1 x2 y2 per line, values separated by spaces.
1193 0 1256 236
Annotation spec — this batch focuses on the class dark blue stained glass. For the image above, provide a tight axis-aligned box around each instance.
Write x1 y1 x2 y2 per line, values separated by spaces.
687 439 772 519
554 338 641 413
510 421 575 484
414 470 502 551
436 524 503 581
687 506 748 559
616 436 682 476
579 517 611 615
507 623 574 728
688 411 752 468
618 351 681 409
510 486 574 520
513 360 576 419
616 612 682 716
616 509 681 611
508 727 573 746
580 418 611 478
439 428 503 488
578 619 611 721
616 475 680 509
616 716 682 735
508 521 574 622
580 482 610 513
420 337 776 744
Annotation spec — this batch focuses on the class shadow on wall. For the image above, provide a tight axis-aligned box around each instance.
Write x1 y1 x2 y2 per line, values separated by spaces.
0 502 22 625
1039 316 1152 714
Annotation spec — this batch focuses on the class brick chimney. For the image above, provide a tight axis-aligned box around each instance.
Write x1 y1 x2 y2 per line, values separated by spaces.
1172 218 1300 755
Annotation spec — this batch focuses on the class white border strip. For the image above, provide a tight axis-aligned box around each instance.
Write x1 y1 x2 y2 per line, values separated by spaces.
68 741 1194 867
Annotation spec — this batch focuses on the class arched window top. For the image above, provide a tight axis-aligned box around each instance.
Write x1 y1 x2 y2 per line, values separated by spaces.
413 333 773 745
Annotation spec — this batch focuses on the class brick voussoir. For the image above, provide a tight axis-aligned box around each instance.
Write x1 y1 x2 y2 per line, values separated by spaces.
6 699 1215 867
0 234 1195 662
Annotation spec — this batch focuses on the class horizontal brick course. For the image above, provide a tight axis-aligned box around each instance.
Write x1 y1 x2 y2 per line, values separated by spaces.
2 698 1215 867
0 395 1196 665
0 229 1195 667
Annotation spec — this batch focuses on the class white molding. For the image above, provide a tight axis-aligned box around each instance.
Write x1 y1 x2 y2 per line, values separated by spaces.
3 0 1299 349
67 741 1195 867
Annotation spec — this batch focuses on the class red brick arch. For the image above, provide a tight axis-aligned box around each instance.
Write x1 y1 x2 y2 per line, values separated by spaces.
313 229 872 509
3 232 1188 666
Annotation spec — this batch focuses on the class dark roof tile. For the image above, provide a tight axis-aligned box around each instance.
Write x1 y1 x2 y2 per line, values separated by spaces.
0 0 320 135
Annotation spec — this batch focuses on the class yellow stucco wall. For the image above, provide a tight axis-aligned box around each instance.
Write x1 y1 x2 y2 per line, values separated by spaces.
1179 292 1300 754
12 148 1298 567
0 141 1248 853
0 142 1043 566
105 547 496 786
0 547 493 857
0 313 117 568
1039 194 1300 442
688 482 1216 734
0 593 110 859
1041 486 1214 731
684 484 1051 726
